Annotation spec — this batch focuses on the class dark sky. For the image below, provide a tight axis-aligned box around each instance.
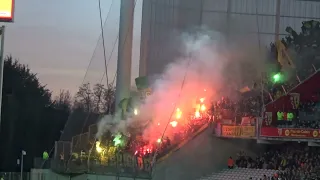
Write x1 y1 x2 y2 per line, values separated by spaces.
3 0 142 95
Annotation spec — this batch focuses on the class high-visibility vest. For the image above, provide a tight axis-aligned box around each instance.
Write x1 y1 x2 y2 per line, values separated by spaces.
72 152 78 159
277 111 283 120
287 113 294 121
80 151 85 157
228 158 234 166
43 151 49 160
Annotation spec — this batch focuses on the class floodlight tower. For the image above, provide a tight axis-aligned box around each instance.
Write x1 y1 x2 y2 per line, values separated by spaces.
0 0 15 129
115 0 135 114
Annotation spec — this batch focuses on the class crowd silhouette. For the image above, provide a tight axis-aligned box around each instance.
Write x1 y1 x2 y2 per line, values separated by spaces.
236 143 320 180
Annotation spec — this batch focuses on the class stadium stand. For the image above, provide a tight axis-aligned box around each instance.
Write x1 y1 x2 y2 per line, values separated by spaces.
262 70 320 128
199 168 278 180
204 64 320 180
199 143 320 180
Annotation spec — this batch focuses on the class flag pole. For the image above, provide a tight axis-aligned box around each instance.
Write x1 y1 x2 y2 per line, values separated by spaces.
115 0 134 115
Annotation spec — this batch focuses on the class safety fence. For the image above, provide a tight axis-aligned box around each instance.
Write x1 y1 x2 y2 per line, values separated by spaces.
42 118 209 178
0 172 29 180
34 153 152 178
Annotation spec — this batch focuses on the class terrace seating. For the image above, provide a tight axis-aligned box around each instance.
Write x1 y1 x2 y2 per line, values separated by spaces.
198 168 278 180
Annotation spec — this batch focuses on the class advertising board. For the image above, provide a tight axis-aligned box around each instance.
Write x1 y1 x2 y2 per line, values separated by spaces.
0 0 14 22
221 125 255 138
260 127 320 138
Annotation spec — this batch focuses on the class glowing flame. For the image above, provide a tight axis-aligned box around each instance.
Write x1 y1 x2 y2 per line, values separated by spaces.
157 138 161 143
195 111 200 118
200 98 205 103
170 121 178 127
96 141 102 153
176 108 182 119
134 108 138 115
200 104 206 111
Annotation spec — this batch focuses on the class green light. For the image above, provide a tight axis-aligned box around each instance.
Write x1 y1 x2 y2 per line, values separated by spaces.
273 73 281 83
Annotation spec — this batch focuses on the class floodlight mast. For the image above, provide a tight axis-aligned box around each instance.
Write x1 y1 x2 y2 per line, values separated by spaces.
0 0 14 130
115 0 135 115
0 26 5 130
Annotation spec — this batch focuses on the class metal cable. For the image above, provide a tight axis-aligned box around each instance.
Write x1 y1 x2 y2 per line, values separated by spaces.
99 0 114 85
151 54 194 179
86 0 137 170
64 0 119 168
40 0 115 169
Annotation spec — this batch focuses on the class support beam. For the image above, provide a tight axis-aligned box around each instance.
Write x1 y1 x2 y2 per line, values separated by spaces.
139 0 151 77
275 0 281 41
226 0 232 39
0 26 5 129
115 0 135 114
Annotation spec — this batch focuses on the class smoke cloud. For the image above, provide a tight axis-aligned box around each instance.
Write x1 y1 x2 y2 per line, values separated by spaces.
96 27 268 144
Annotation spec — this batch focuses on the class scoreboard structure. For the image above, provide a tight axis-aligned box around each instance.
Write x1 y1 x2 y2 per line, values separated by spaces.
0 0 13 128
0 0 14 22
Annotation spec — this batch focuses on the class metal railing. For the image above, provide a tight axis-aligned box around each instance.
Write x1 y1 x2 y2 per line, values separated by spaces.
45 118 209 179
34 154 152 179
0 172 29 180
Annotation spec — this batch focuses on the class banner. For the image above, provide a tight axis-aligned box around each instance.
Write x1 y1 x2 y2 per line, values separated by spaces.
221 125 255 138
260 127 320 138
241 117 255 126
276 40 295 68
289 93 300 109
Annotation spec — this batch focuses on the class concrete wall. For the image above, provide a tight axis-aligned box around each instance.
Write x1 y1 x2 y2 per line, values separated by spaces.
30 170 149 180
86 174 149 180
153 128 265 180
30 169 69 180
140 0 320 77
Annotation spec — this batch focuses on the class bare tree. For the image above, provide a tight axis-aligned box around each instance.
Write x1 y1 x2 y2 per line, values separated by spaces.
74 83 93 112
92 83 105 113
53 90 72 112
103 84 115 114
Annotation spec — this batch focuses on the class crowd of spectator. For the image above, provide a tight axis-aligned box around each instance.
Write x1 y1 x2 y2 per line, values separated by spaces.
212 96 262 119
212 65 320 128
233 143 320 180
299 101 320 114
274 100 320 129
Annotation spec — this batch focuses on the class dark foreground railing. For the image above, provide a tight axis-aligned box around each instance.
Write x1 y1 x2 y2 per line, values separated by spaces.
0 172 30 180
33 120 209 179
34 155 152 179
